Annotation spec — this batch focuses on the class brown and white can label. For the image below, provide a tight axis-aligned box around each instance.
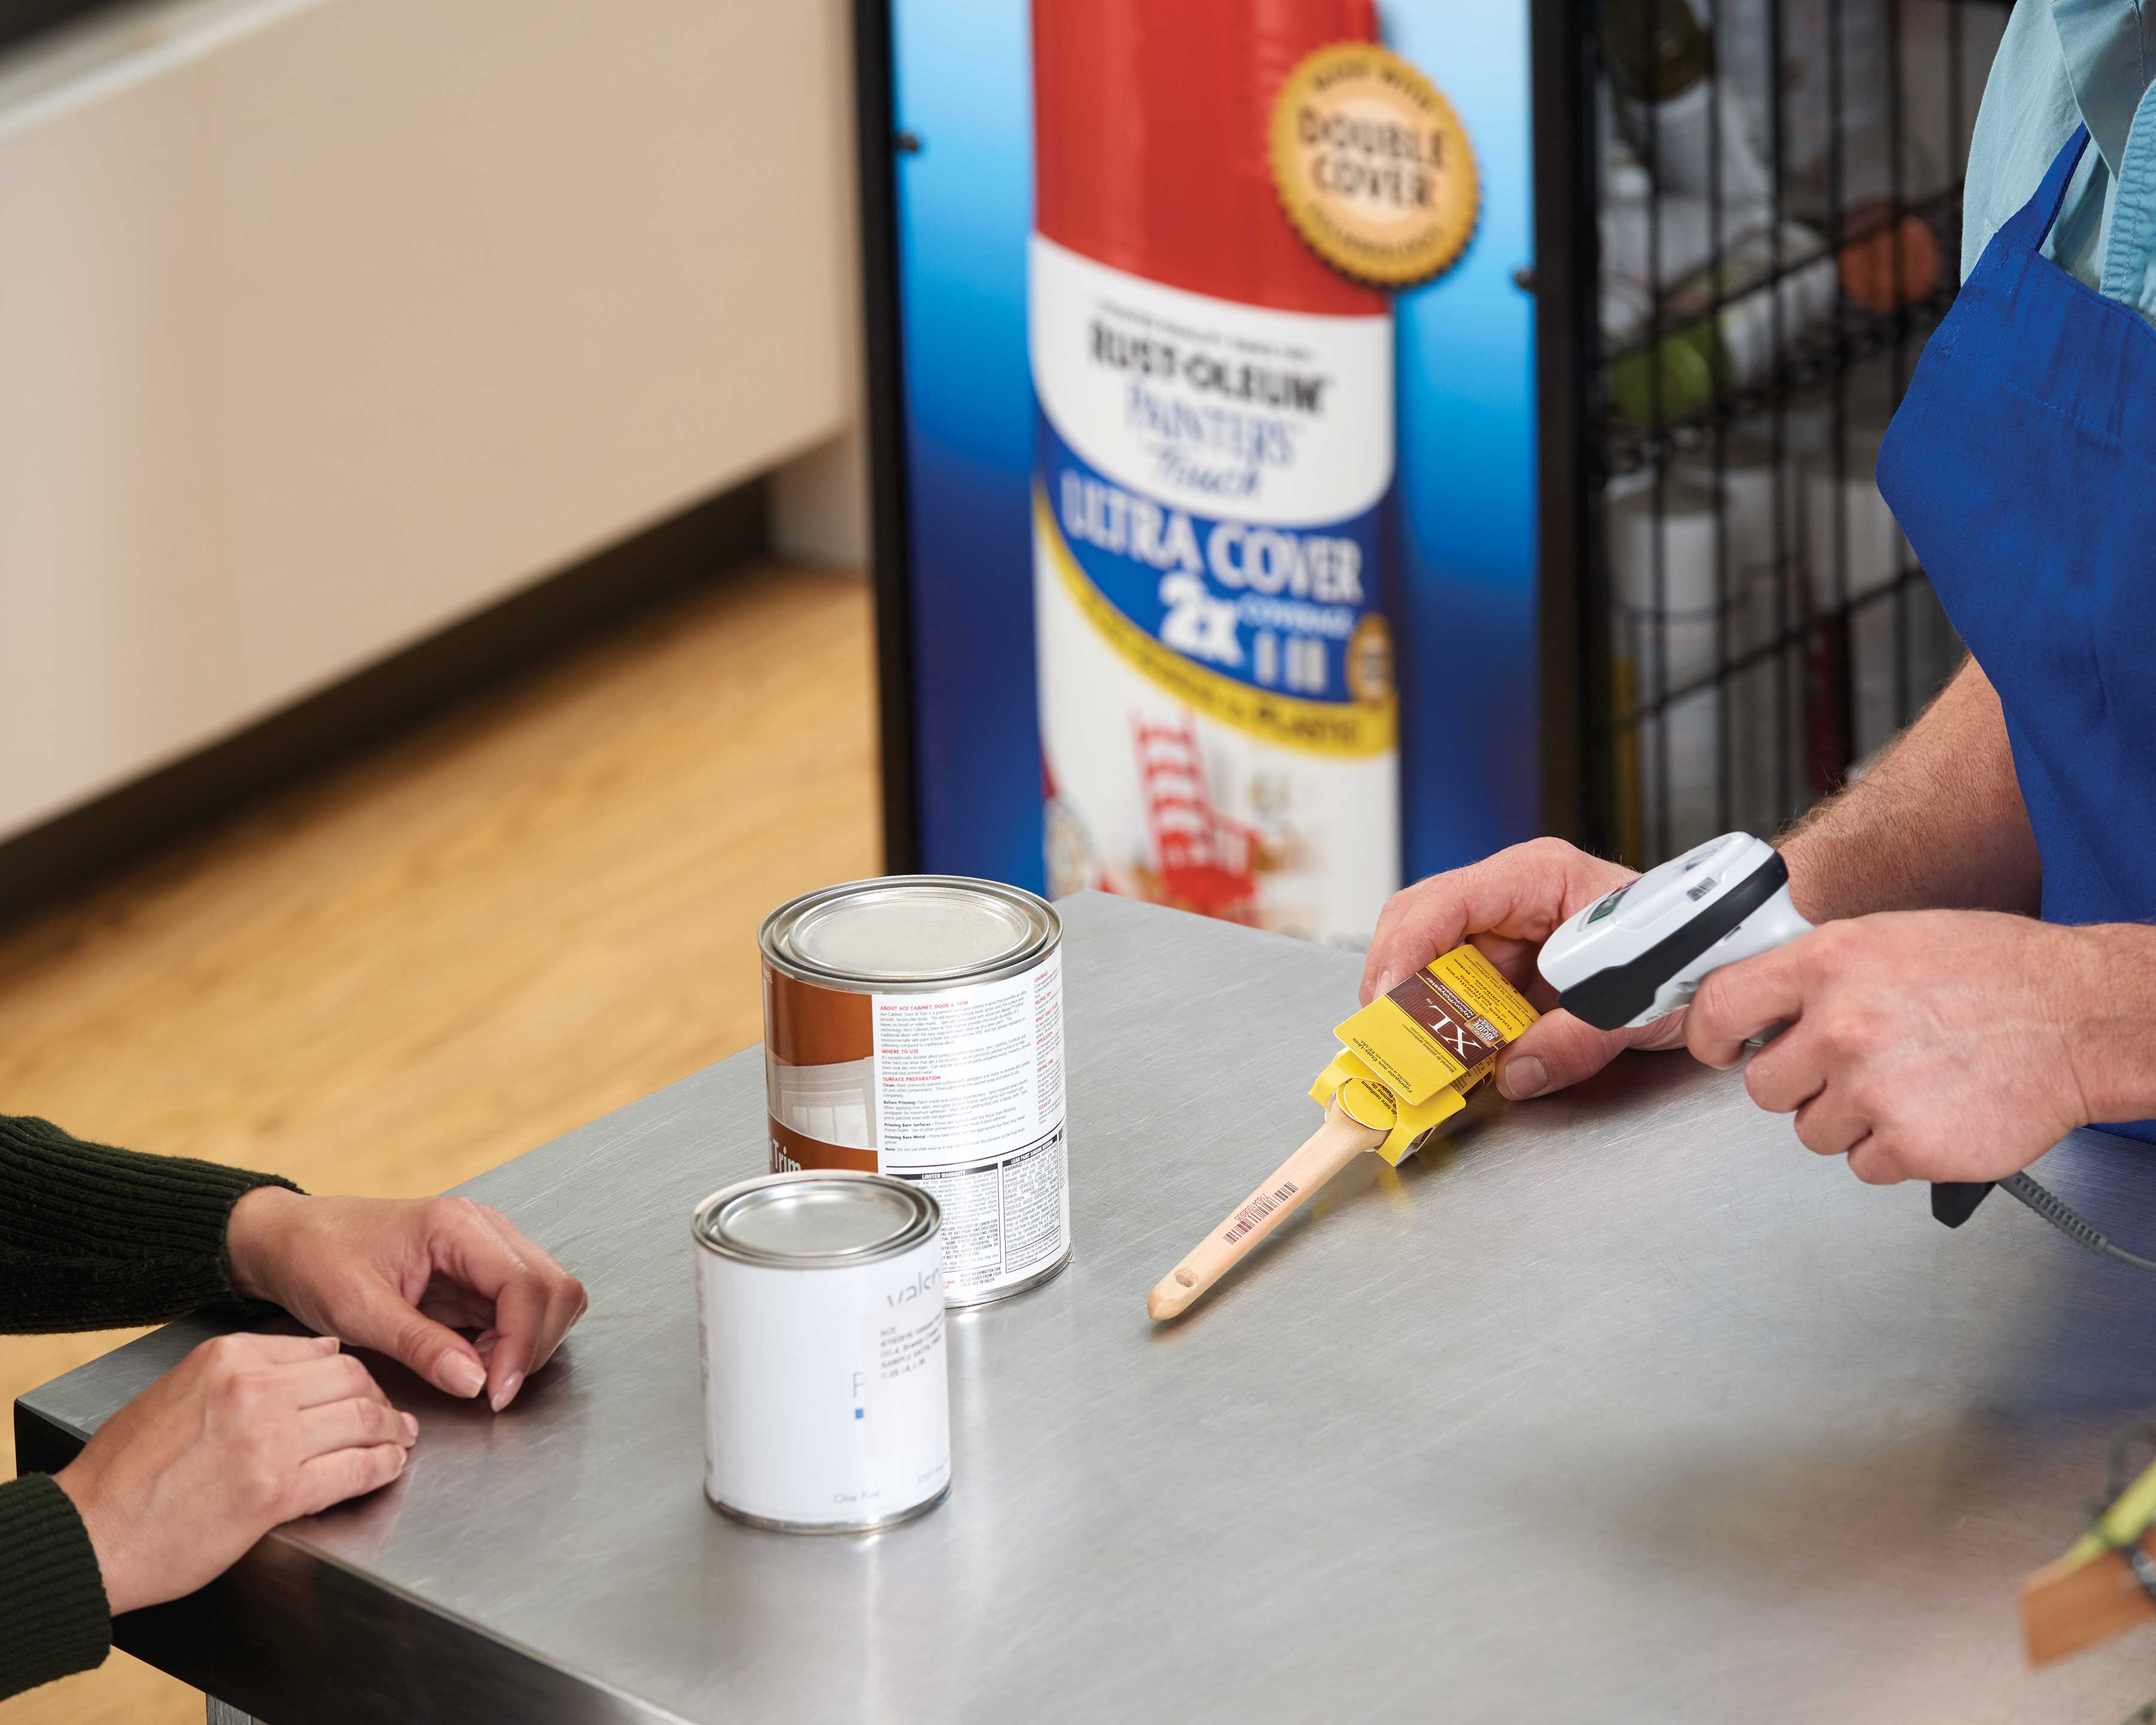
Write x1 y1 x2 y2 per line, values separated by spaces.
761 879 1071 1305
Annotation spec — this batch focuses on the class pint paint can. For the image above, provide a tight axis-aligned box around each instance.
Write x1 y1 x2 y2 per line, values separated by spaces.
759 876 1070 1306
693 1172 950 1532
1029 0 1400 947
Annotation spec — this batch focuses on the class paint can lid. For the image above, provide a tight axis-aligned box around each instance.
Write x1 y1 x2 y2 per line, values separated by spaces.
761 876 1060 991
694 1172 940 1267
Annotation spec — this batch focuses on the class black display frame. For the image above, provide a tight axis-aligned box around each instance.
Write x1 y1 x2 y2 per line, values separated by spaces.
853 0 923 875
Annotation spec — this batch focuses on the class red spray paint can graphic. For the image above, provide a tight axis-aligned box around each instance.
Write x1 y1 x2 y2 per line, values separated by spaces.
1030 0 1400 946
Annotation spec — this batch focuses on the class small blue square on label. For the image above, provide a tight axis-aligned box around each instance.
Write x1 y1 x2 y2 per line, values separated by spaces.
855 1408 865 1420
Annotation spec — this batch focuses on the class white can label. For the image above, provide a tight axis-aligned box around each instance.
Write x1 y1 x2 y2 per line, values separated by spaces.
765 952 1070 1303
861 1302 946 1458
699 1227 951 1529
873 954 1068 1299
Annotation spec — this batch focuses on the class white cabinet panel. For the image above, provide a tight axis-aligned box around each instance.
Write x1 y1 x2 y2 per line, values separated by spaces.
0 0 853 841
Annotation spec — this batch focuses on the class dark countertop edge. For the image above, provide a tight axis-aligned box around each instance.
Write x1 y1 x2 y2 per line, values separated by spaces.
13 1396 693 1724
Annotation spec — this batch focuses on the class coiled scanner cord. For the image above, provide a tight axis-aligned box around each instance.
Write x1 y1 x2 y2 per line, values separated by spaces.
1998 1172 2156 1274
1749 1021 2156 1272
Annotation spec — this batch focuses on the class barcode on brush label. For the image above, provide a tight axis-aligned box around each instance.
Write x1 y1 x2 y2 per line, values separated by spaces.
1224 1182 1299 1245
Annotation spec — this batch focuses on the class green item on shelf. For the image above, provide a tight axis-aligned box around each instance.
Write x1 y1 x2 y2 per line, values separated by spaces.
1612 222 1842 428
1599 0 1712 104
1610 320 1724 428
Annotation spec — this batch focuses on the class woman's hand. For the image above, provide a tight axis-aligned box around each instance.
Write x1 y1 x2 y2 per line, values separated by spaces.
1361 837 1685 1100
225 1191 588 1411
54 1334 414 1616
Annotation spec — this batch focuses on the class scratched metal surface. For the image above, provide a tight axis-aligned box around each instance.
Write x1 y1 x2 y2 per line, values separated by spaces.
20 892 2156 1723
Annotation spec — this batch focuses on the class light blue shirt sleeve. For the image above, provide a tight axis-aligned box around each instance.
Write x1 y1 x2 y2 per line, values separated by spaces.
1961 0 2103 286
1959 0 2156 326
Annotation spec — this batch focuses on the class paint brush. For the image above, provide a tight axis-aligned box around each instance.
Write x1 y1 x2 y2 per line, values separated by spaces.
1146 1091 1386 1320
2019 1452 2156 1668
1146 942 1540 1321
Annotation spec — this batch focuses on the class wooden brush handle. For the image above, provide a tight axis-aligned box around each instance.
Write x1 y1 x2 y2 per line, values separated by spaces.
1146 1095 1385 1321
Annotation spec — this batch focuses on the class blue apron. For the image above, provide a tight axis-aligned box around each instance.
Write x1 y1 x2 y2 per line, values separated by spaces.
1877 125 2156 1144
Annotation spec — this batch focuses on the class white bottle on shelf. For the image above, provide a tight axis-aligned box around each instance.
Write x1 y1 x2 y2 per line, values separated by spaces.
1800 423 1960 764
1601 193 1775 299
1601 0 1775 209
1714 0 1937 220
1607 477 1728 856
1603 272 1655 348
1671 431 1803 837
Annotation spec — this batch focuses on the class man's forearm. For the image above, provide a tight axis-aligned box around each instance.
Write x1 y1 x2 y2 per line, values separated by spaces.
1779 657 2040 921
2070 924 2156 1127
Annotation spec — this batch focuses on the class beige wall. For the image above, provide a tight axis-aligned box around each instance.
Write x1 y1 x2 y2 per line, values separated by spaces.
0 0 859 844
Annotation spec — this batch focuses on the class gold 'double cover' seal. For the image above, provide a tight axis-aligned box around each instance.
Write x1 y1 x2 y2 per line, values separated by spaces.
1268 42 1479 289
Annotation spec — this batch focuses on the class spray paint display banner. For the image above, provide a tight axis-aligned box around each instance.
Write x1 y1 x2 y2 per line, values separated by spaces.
1035 470 1394 759
1031 0 1404 948
887 0 1541 918
1030 298 1398 939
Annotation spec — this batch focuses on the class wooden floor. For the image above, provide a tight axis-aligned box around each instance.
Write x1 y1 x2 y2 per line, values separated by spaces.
0 564 880 1725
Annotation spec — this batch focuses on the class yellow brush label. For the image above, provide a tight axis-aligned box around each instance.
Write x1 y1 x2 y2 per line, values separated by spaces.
1309 945 1538 1165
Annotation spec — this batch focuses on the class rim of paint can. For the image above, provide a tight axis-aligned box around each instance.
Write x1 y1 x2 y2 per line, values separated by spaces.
759 876 1060 992
692 1172 940 1269
708 1479 953 1536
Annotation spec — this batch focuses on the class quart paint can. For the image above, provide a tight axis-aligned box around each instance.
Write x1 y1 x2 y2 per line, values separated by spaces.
694 1172 950 1532
1029 0 1400 948
760 877 1069 1306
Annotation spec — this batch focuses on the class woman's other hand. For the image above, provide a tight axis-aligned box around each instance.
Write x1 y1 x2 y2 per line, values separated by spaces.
225 1191 588 1412
54 1334 413 1616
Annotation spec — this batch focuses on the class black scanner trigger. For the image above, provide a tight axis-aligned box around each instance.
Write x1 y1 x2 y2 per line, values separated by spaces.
1931 1181 1995 1228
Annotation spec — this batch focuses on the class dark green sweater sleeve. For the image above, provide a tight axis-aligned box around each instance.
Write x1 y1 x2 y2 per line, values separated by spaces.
2 1116 305 1699
0 1473 110 1698
0 1115 301 1333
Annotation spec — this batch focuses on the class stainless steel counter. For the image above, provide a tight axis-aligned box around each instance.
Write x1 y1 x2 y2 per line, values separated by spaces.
19 892 2156 1723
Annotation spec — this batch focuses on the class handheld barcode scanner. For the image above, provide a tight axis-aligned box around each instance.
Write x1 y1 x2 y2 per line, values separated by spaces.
1537 833 1812 1036
1539 833 2156 1268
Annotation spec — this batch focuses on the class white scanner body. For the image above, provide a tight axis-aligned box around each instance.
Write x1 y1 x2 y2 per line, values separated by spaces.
1537 833 1813 1031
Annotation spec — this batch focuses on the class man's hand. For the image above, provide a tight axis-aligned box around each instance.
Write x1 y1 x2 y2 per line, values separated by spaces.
54 1334 414 1617
1685 911 2103 1184
1360 837 1688 1101
225 1192 588 1412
